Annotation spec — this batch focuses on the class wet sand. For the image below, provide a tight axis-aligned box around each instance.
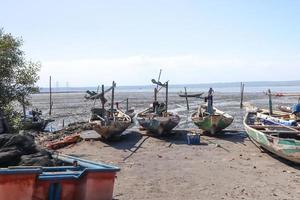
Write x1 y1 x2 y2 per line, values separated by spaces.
29 92 300 200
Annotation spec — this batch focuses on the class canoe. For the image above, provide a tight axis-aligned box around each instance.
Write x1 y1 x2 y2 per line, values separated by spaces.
244 111 300 164
137 108 180 135
0 154 120 200
192 105 233 134
89 108 132 140
258 109 299 128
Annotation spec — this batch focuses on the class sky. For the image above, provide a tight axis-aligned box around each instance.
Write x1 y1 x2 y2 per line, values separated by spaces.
1 0 300 87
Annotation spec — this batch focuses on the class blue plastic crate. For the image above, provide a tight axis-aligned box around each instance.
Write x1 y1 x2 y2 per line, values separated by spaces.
187 133 200 145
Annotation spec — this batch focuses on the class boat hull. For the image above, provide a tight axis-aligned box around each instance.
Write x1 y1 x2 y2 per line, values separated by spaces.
192 107 233 134
244 112 300 164
91 120 131 139
137 114 180 135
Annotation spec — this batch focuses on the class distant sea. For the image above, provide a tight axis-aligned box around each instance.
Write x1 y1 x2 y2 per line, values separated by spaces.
39 80 300 93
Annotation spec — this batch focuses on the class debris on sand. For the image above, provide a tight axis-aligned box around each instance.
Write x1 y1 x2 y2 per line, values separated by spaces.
46 133 82 150
36 121 93 149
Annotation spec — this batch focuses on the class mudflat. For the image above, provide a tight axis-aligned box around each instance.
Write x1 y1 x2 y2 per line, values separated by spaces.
30 92 300 200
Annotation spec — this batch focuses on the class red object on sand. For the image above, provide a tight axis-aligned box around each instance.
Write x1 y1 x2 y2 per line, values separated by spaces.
46 134 81 150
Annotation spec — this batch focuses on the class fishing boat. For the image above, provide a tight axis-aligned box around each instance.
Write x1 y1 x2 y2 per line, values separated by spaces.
244 111 300 164
0 154 120 200
89 108 132 139
181 88 233 134
260 89 300 127
278 105 293 113
137 70 180 135
192 105 234 134
86 82 132 140
22 109 53 131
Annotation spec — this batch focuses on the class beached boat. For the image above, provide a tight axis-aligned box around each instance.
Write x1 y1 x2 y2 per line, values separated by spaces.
22 109 53 131
137 70 180 135
192 105 234 134
244 111 300 164
89 108 132 139
278 105 293 113
184 88 233 134
0 154 120 200
87 81 132 140
137 107 180 135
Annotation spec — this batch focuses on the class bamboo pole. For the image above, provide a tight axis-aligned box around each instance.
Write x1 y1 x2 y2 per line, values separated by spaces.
184 87 189 110
126 98 129 112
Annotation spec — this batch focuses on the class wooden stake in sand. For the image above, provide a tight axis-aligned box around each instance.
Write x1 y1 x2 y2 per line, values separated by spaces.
49 76 53 116
267 89 273 115
240 82 245 108
184 87 189 111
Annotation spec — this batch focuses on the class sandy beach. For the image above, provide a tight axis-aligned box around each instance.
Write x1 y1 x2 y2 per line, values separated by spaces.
29 92 300 200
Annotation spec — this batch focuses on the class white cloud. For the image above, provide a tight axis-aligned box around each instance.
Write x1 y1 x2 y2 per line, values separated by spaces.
37 55 300 87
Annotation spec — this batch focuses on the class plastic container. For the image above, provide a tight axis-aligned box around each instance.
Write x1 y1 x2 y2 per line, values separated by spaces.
0 154 120 200
187 133 201 145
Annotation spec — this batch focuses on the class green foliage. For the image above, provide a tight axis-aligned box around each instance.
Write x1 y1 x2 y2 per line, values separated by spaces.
0 28 40 132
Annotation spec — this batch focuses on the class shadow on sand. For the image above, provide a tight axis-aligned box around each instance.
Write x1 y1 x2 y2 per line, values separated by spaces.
207 130 248 145
100 130 143 151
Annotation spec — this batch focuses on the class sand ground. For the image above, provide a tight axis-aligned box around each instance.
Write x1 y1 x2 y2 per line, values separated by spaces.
29 92 300 200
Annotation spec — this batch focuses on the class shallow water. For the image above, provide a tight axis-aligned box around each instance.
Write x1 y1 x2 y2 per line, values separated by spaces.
26 91 299 132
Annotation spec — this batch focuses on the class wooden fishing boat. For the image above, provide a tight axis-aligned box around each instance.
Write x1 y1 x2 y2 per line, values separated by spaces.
86 81 132 140
244 111 300 164
137 70 180 135
278 105 293 113
137 107 180 135
0 154 120 200
192 105 234 134
21 109 53 131
180 88 233 134
89 108 132 139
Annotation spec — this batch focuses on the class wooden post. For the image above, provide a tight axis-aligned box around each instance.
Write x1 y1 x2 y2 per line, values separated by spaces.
154 88 157 101
184 87 189 110
126 98 129 112
240 82 245 108
111 81 115 115
93 85 100 107
49 76 52 116
268 89 273 115
101 84 105 110
165 81 168 112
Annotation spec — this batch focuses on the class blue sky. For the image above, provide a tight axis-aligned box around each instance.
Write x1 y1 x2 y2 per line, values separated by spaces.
1 0 300 87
